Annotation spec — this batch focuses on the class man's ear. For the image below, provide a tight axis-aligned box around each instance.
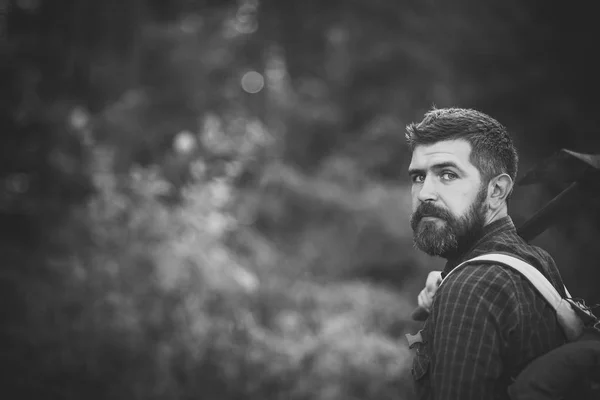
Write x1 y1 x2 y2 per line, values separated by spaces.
489 174 513 206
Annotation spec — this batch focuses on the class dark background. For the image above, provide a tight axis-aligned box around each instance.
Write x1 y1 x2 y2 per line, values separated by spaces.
1 1 599 399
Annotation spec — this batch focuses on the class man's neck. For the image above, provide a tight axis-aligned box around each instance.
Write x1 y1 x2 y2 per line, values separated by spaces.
484 205 508 226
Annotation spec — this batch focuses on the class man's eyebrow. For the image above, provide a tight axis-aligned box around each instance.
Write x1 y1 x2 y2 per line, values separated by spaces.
408 167 425 176
407 162 464 176
431 161 463 172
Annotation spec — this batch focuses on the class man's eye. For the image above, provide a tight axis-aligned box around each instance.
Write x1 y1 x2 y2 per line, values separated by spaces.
441 172 457 181
412 175 425 183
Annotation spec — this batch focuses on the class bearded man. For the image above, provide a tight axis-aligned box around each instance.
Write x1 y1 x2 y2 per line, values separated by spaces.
406 108 569 399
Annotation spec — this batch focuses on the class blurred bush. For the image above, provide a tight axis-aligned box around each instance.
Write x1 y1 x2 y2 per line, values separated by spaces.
5 138 417 399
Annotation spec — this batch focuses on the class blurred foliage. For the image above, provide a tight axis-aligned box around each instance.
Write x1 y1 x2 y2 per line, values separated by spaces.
1 0 599 399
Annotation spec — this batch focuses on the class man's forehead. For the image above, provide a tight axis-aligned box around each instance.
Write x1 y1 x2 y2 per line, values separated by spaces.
409 139 473 169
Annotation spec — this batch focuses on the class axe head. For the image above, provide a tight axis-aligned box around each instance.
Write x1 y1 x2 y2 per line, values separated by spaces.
518 149 600 187
514 148 600 242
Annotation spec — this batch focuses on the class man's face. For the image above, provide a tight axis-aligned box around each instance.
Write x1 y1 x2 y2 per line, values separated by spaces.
408 139 488 257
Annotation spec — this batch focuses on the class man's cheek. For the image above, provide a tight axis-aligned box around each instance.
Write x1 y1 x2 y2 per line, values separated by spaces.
410 199 420 213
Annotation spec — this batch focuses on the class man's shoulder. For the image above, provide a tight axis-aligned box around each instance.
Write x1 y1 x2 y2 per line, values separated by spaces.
434 263 522 320
446 262 520 284
465 236 563 290
500 244 564 292
524 244 558 267
441 262 522 297
441 254 562 306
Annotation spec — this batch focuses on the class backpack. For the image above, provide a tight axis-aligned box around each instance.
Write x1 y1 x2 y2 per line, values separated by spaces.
443 253 600 399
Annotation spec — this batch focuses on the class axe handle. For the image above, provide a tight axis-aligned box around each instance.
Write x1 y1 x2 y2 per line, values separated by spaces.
516 181 580 241
410 181 581 322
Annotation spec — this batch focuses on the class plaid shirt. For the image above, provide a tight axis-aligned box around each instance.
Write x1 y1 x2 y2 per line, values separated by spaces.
411 216 567 400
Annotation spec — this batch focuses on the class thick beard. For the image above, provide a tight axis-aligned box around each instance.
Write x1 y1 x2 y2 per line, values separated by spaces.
410 187 487 258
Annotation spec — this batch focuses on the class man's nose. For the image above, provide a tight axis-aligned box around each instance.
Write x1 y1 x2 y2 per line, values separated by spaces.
417 176 438 202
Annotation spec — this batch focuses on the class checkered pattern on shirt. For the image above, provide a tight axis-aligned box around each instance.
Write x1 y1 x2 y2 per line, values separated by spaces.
412 216 567 400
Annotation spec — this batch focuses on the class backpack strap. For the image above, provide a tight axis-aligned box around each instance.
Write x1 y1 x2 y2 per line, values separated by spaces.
442 253 566 309
441 253 584 341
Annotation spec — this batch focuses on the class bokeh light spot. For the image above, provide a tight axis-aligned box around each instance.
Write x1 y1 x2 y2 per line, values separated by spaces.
173 130 197 154
241 71 264 94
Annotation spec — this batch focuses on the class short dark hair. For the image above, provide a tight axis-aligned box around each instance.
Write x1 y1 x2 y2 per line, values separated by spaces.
405 107 519 184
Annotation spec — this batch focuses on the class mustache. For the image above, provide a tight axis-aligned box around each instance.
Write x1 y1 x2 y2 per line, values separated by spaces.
411 202 453 225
